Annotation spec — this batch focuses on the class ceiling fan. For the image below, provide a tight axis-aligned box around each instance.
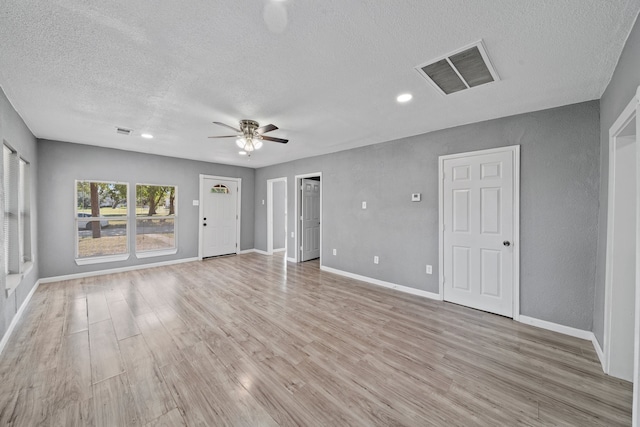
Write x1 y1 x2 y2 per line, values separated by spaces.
209 119 288 156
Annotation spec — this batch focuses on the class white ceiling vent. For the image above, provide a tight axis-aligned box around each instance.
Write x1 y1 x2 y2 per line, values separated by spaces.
116 127 132 135
415 40 500 95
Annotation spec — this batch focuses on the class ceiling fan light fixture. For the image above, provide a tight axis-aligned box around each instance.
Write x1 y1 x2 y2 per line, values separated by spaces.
239 151 247 156
236 138 246 148
254 140 263 150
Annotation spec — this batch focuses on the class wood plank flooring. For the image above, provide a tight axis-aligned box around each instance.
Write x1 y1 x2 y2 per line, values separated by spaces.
0 253 632 426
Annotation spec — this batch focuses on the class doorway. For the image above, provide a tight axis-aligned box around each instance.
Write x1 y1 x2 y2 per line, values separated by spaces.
198 175 241 259
605 97 637 382
267 177 287 255
439 146 520 318
295 173 322 262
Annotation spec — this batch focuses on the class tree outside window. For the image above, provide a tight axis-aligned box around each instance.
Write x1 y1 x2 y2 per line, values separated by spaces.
76 181 128 259
135 184 177 253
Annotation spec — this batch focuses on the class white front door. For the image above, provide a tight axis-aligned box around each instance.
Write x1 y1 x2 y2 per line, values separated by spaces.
301 178 320 261
442 146 518 317
202 177 238 258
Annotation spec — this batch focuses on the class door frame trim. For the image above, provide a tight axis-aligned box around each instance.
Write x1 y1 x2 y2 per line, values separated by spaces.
438 145 520 319
294 172 322 263
604 92 637 377
198 174 242 260
267 177 287 255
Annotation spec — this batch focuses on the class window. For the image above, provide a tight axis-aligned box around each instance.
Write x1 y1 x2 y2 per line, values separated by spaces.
135 184 177 256
19 158 32 265
76 181 129 264
3 144 32 294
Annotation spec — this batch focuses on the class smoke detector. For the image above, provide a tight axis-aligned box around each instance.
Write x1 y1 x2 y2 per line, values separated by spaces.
415 40 500 95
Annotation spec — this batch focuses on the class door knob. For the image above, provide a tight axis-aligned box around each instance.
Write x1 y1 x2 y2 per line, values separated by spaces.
503 241 511 247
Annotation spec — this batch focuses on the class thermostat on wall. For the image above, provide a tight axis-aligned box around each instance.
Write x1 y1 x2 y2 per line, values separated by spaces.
411 193 421 202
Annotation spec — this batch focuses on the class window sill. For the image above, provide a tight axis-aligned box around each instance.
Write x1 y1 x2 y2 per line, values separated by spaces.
75 253 130 266
6 274 22 297
136 248 178 259
5 262 34 297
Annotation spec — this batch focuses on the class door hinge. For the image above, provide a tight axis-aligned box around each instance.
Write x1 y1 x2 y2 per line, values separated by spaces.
236 215 238 219
300 215 303 220
300 246 303 251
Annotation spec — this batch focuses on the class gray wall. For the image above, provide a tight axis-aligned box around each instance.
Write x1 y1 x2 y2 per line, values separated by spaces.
0 87 39 341
255 101 601 330
273 180 286 250
594 16 640 346
37 140 255 278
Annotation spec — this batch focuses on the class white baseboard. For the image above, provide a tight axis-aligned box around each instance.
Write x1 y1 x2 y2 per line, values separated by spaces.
0 279 40 356
238 249 254 254
518 315 594 341
252 249 270 256
517 315 605 371
591 334 606 370
320 265 442 301
287 257 296 263
39 257 199 284
273 248 287 253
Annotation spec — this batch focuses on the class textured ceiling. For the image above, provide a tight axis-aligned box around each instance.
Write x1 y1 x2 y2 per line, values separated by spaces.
0 1 639 168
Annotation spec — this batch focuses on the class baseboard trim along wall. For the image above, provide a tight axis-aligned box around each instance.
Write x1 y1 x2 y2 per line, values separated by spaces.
517 315 594 341
0 279 40 356
39 257 200 284
320 265 442 301
591 335 606 370
321 265 604 368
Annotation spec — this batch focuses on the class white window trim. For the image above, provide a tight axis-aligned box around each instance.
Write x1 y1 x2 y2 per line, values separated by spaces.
134 184 178 256
74 180 129 264
75 253 130 266
136 248 178 259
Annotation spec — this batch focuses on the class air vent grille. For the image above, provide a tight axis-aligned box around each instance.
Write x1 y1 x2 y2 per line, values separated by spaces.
116 127 132 135
416 40 499 95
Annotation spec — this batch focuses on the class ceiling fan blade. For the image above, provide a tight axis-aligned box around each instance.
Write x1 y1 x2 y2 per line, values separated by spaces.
207 135 238 138
261 135 288 144
257 124 278 134
213 121 241 132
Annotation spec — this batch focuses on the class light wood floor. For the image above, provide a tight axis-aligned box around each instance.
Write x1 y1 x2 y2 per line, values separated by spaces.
0 253 632 426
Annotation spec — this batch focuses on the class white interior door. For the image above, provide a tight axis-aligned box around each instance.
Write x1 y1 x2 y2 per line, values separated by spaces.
301 178 320 261
201 177 238 258
442 147 518 317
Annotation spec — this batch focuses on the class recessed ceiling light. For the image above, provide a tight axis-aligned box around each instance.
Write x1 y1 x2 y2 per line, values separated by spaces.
397 93 413 103
141 133 153 139
239 151 247 155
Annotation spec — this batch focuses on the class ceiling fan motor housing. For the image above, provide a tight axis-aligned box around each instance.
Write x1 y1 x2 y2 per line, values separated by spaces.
240 119 260 139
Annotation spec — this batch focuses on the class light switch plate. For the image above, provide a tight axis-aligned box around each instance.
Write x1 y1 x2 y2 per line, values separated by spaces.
411 193 421 202
362 201 367 209
192 200 199 206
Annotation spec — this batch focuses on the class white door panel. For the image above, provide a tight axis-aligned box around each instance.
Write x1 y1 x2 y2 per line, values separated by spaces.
301 179 320 261
202 177 238 257
442 148 517 317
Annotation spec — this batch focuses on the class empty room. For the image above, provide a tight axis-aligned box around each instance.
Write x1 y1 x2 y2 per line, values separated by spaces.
1 1 640 425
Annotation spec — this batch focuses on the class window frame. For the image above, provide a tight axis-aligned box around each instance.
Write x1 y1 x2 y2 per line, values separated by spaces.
74 180 130 265
3 143 33 296
134 183 178 258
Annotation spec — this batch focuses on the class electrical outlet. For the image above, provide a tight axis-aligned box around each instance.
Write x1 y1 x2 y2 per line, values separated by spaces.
262 200 265 205
332 249 337 256
374 256 379 264
291 232 294 238
362 201 367 209
426 264 433 275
